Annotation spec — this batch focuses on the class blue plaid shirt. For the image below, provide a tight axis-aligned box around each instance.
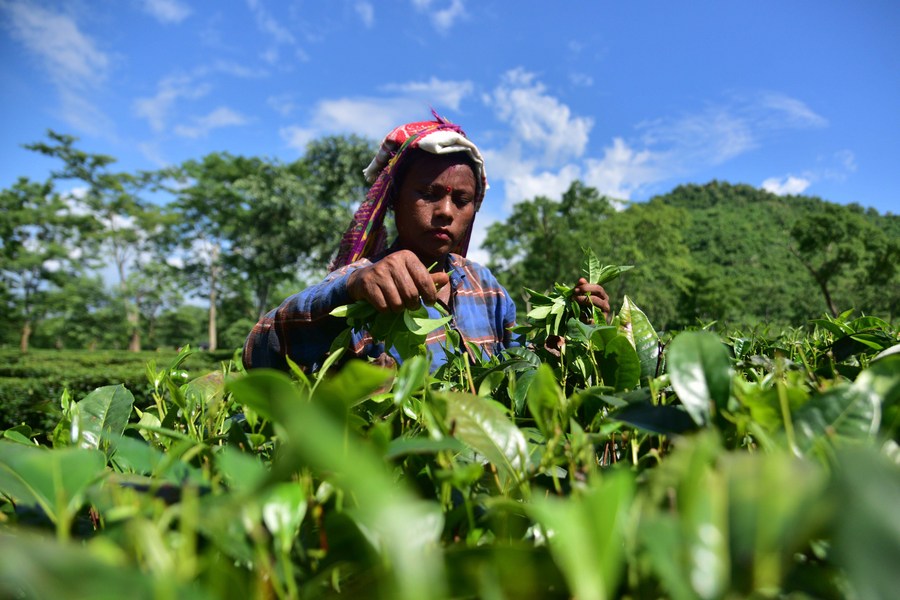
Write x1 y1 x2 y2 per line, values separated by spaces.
243 253 519 372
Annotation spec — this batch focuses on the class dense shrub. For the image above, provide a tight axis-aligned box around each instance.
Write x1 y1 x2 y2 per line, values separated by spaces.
0 349 232 433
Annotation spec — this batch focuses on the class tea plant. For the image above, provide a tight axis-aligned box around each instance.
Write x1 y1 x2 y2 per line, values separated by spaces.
2 274 898 599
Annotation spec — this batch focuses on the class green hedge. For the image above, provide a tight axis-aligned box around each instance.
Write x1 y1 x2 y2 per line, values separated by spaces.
0 349 237 434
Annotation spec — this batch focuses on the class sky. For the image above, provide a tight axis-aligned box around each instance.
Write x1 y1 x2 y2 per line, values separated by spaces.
2 0 898 265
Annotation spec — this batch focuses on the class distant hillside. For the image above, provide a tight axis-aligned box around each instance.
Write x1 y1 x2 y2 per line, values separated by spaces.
650 181 898 328
485 180 898 331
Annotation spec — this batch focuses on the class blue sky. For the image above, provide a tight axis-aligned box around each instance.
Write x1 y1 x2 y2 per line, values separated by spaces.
2 0 898 264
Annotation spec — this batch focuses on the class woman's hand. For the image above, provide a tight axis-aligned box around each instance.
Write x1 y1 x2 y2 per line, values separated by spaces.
573 277 610 323
346 250 449 312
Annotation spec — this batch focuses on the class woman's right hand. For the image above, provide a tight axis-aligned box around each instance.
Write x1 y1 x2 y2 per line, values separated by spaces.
346 250 449 312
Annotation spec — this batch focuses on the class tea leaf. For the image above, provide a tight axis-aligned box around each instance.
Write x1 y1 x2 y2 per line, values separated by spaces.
667 332 733 426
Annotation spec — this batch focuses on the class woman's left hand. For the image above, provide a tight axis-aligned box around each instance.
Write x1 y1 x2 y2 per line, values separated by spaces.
573 277 610 323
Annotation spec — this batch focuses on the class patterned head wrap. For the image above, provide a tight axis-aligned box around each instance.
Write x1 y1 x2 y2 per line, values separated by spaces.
329 111 488 271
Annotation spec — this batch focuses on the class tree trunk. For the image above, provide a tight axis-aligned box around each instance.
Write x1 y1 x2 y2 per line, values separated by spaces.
208 267 218 352
20 320 32 354
128 309 141 352
256 281 270 321
818 278 840 318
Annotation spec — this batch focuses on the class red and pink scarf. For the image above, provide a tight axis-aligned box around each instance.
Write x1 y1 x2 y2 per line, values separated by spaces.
329 111 487 271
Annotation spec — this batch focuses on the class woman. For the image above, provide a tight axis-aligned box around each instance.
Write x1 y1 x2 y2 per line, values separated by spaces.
243 113 609 372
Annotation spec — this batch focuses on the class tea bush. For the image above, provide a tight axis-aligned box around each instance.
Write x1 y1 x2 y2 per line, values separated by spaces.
1 270 897 599
0 349 226 431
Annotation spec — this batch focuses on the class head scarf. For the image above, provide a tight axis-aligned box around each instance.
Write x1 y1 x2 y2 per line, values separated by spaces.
329 110 488 271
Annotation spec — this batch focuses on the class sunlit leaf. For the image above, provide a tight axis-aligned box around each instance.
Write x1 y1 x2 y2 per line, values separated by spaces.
71 385 134 451
530 471 635 600
443 392 528 491
667 332 733 426
0 443 106 526
262 482 307 553
618 296 662 382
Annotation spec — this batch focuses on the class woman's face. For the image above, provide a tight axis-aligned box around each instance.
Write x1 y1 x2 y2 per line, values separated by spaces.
393 153 477 265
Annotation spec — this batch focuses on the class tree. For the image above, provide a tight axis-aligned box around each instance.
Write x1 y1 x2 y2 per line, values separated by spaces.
166 152 256 352
168 136 374 344
790 204 896 318
594 199 695 330
231 136 373 317
24 130 172 351
35 275 128 350
0 177 92 352
484 181 616 307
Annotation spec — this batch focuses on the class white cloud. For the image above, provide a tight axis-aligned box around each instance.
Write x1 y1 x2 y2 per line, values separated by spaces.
759 92 827 128
825 149 857 181
762 175 812 196
569 72 594 87
411 0 467 32
310 97 429 139
355 1 374 28
261 47 280 64
487 68 594 165
583 138 662 201
209 60 268 78
3 1 108 88
142 0 191 24
174 107 250 138
134 74 211 132
638 108 756 166
58 89 115 137
280 125 316 152
836 149 857 172
137 141 169 168
3 1 112 133
268 93 299 116
246 0 295 44
380 77 474 111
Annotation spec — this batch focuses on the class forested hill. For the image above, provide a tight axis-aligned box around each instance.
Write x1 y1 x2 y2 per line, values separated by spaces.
485 180 899 331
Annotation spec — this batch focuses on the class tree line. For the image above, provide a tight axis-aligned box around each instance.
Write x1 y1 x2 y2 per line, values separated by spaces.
2 131 374 353
484 180 899 331
3 131 898 353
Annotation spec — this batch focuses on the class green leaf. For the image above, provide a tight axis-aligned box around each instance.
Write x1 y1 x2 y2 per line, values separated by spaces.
393 354 429 406
582 247 602 283
832 447 900 600
594 263 634 285
402 306 451 336
0 443 106 526
526 363 565 437
227 368 306 422
384 436 465 460
599 335 642 392
618 295 661 382
793 383 880 450
247 369 447 600
725 451 828 592
71 385 135 451
443 392 528 491
667 332 734 426
3 428 35 446
611 402 697 435
262 482 308 553
526 304 553 320
216 446 268 494
0 531 188 600
530 471 635 600
314 359 394 409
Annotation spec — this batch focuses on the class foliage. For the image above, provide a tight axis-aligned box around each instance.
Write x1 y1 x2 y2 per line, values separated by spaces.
2 278 897 599
0 176 95 352
23 130 178 352
0 349 224 432
485 180 898 331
